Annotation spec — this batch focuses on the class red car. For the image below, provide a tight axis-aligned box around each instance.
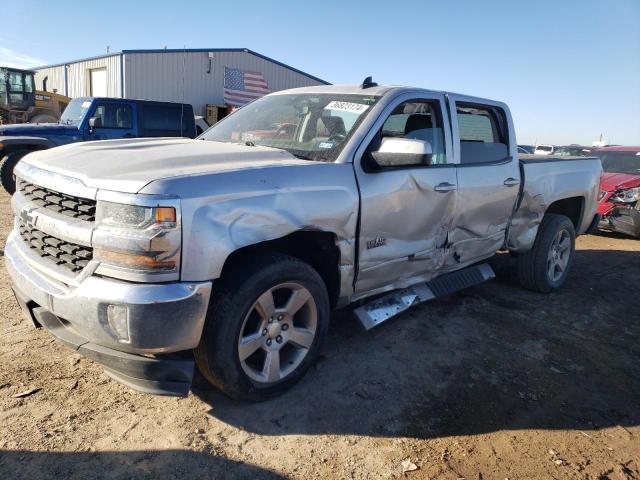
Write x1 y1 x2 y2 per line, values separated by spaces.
595 146 640 238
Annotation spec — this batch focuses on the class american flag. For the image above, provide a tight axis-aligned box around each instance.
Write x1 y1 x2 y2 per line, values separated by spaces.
223 67 270 106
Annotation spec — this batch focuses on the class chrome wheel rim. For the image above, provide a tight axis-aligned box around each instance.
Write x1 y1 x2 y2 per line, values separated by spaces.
547 229 571 282
238 282 318 384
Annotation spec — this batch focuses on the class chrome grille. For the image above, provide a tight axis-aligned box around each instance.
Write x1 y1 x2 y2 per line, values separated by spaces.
18 220 93 272
17 180 96 222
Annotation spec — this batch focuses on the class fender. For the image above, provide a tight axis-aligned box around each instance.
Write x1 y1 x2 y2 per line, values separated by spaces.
507 157 602 251
0 136 56 156
141 162 361 303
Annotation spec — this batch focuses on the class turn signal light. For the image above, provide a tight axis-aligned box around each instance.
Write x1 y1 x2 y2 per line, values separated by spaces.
156 206 176 223
95 248 176 271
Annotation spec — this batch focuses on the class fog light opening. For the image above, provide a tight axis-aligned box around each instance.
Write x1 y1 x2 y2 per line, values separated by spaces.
107 304 131 343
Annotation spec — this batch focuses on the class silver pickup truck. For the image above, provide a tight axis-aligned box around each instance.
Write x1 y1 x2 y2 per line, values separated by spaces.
5 80 602 400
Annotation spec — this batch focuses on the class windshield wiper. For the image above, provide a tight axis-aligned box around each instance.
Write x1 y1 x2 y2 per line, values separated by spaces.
291 153 312 161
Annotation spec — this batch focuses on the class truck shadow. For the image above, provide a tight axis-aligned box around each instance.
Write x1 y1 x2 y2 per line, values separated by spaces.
0 449 284 480
193 248 640 440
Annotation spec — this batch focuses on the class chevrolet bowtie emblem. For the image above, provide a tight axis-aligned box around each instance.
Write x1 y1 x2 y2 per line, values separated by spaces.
20 207 35 226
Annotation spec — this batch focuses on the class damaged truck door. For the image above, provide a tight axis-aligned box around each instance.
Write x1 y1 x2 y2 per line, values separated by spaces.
447 98 521 266
354 94 458 296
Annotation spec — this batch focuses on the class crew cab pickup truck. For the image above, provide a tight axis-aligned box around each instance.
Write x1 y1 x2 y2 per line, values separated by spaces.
5 81 602 400
0 97 197 193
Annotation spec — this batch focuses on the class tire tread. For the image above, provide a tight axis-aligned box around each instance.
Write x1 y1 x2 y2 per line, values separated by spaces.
194 252 329 401
517 213 575 293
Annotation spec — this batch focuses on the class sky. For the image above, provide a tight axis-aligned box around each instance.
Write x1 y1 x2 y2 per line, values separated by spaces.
1 0 639 146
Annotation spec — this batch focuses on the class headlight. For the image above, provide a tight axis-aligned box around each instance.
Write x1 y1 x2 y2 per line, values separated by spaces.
92 195 181 282
610 187 640 203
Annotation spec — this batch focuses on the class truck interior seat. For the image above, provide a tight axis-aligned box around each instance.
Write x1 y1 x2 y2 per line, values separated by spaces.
404 114 432 134
403 114 447 164
320 116 346 137
116 108 130 128
310 116 346 144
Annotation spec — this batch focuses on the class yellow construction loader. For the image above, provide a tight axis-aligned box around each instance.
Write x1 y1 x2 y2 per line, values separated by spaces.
0 66 70 124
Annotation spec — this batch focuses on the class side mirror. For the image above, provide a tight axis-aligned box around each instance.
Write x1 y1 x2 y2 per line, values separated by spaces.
371 138 433 167
88 116 101 132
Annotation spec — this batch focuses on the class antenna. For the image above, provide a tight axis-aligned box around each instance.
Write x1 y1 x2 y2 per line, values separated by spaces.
180 45 186 136
361 76 378 89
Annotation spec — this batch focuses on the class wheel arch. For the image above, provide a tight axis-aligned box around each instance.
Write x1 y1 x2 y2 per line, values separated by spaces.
0 137 54 158
545 196 585 230
219 230 343 309
508 193 586 253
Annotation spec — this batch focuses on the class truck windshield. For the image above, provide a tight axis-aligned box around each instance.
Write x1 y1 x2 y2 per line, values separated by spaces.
60 98 91 125
201 93 380 162
599 152 640 174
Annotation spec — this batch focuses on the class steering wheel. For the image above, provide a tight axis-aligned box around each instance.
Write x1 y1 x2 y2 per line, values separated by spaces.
328 133 346 143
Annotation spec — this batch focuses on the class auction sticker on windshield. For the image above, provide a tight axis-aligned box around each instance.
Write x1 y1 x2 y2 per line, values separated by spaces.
324 101 370 114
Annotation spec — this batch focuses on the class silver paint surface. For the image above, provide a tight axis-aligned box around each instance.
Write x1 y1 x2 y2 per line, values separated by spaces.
506 156 602 251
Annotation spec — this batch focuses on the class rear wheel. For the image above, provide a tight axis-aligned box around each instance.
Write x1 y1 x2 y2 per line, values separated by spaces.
517 214 576 293
194 253 330 401
0 149 30 194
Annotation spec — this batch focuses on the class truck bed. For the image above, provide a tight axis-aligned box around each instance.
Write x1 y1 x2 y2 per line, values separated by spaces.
519 154 600 163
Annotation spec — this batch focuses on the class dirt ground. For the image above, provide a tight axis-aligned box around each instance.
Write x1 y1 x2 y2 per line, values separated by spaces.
0 188 638 480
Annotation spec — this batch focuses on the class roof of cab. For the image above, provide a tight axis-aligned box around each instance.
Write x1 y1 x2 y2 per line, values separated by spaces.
270 84 435 97
268 83 506 109
72 96 193 106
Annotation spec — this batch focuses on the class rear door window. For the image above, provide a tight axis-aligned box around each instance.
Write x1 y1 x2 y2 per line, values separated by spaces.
142 105 182 132
456 104 509 164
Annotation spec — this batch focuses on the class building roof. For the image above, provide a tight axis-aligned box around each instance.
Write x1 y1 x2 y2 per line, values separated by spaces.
34 48 329 85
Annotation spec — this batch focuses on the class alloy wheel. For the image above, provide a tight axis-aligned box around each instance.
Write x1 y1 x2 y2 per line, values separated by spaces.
237 282 318 384
547 229 571 282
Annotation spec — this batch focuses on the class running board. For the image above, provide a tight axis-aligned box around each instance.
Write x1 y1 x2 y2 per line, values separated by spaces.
354 263 495 330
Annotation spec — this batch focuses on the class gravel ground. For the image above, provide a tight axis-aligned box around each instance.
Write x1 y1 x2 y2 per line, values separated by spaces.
0 188 638 479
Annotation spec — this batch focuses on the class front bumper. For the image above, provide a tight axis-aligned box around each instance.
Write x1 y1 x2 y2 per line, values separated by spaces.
599 205 640 238
5 232 212 396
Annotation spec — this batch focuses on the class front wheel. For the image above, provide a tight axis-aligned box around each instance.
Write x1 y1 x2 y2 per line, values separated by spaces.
517 213 576 293
194 253 330 401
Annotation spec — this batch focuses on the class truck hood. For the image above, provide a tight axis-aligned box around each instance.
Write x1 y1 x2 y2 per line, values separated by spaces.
600 172 640 192
21 137 308 193
0 122 78 137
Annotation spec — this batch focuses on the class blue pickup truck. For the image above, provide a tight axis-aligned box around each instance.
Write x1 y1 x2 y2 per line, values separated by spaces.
0 97 197 193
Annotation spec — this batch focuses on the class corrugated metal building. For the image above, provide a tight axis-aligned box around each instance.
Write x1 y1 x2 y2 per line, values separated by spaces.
34 48 328 116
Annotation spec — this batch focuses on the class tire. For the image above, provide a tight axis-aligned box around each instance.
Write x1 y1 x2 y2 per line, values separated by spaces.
517 213 576 293
0 149 30 194
194 252 330 401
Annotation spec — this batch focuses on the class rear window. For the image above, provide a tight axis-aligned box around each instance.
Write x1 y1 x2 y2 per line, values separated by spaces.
599 152 640 174
458 111 495 142
456 103 509 164
139 103 195 138
142 105 183 131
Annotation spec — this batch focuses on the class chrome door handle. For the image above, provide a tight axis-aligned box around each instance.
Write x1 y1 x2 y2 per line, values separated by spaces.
434 182 457 193
503 177 520 187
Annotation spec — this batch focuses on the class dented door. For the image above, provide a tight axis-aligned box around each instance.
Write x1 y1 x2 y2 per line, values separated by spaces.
446 96 521 267
353 93 458 296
